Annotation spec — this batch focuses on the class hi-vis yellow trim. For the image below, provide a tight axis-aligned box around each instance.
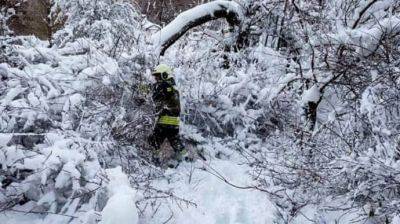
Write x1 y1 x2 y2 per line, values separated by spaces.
158 116 180 126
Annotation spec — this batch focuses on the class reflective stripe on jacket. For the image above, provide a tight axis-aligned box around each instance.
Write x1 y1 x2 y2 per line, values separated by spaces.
158 115 180 126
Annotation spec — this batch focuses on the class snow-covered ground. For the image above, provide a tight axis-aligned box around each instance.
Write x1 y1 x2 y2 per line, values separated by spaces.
143 159 276 223
0 152 362 224
1 154 276 224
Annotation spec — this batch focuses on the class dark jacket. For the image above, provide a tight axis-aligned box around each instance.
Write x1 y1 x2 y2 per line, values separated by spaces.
152 78 180 117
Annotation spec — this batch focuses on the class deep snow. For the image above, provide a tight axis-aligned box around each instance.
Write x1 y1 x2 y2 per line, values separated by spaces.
1 153 277 224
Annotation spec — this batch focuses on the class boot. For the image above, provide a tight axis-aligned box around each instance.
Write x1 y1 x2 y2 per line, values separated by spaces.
174 149 194 163
167 149 196 168
167 160 179 169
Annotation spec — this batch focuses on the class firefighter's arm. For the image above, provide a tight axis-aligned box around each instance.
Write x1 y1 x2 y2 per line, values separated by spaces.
152 82 167 101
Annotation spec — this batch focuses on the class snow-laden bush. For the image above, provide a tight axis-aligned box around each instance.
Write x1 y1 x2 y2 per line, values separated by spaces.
52 0 146 52
175 45 292 138
235 1 400 222
0 131 106 223
158 0 400 222
0 0 160 222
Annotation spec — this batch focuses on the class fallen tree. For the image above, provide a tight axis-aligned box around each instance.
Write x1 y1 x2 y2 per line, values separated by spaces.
152 0 243 55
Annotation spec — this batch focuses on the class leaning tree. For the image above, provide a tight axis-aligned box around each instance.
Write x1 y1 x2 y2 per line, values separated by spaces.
151 0 245 55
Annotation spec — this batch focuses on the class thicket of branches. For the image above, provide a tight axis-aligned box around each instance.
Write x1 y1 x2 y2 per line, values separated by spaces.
163 0 400 222
0 0 181 222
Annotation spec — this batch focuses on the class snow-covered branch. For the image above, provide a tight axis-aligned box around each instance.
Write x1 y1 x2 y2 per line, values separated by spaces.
152 0 243 55
331 16 400 56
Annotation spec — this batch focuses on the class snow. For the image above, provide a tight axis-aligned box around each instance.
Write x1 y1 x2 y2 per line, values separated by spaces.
55 161 81 189
63 94 85 112
141 147 276 224
102 76 111 85
94 151 277 224
0 86 27 113
27 92 41 107
301 85 321 104
218 94 233 109
37 191 56 207
0 211 45 224
100 194 138 224
0 156 278 224
360 87 374 114
327 16 400 56
0 134 12 147
0 63 9 76
100 167 139 224
393 215 400 224
152 0 243 48
2 0 400 223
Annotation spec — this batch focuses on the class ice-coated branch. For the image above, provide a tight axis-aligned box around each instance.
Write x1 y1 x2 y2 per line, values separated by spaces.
351 0 378 29
152 0 243 55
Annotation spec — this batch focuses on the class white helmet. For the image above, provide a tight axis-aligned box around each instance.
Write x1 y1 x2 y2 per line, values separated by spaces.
153 64 173 79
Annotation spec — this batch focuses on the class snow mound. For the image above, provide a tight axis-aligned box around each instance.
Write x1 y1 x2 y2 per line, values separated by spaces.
100 166 139 224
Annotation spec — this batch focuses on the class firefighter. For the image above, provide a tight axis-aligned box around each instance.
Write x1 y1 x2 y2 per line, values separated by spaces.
149 64 187 167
